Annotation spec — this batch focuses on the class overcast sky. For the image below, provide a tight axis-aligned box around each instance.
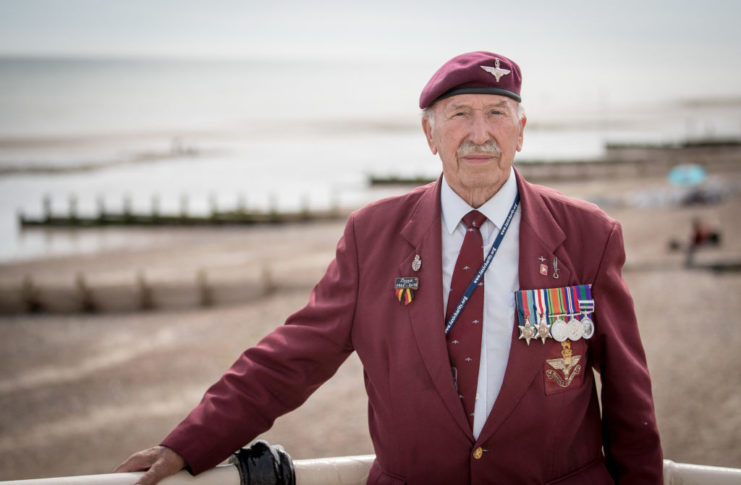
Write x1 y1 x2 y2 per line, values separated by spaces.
2 1 739 60
1 0 740 106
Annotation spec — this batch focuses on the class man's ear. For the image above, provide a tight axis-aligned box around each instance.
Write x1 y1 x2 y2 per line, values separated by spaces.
422 116 438 155
516 114 527 152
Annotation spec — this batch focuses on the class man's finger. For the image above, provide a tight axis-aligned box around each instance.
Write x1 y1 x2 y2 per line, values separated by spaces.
134 452 185 485
114 446 185 485
114 447 160 473
133 463 172 485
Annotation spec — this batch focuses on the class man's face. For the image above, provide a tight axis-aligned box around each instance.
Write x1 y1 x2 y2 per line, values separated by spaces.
422 94 526 203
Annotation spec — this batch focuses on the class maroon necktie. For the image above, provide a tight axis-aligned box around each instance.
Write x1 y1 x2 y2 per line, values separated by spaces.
446 210 487 428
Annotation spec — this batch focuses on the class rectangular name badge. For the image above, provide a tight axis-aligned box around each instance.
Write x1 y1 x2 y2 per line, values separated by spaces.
395 277 419 290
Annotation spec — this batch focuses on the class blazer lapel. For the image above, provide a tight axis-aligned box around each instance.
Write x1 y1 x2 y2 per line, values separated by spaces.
477 171 573 443
400 178 473 440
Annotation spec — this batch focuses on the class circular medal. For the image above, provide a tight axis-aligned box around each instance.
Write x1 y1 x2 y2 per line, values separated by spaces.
567 318 583 341
581 314 595 339
550 317 568 342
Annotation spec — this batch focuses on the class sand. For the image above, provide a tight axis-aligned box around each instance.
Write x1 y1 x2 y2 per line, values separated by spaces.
1 171 741 480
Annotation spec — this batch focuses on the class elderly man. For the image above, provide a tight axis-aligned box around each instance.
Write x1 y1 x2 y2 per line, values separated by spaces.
117 51 662 484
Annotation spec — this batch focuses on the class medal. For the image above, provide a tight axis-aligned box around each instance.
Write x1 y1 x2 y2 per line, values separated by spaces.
535 313 551 344
535 288 552 344
580 314 595 339
514 284 596 346
564 285 583 341
545 287 568 342
577 285 595 340
567 318 584 341
517 290 537 345
518 319 536 346
550 316 568 342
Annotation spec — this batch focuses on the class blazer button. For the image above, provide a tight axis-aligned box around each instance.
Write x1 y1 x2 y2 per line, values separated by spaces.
473 447 483 460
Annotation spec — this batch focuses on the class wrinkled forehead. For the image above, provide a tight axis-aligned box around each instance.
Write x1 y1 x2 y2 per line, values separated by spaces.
432 93 520 114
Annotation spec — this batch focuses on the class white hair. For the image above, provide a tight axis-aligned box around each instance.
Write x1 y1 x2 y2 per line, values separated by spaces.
422 101 526 128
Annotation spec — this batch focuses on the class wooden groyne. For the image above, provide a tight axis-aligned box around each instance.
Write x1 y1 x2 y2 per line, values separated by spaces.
18 194 347 228
371 139 741 186
0 263 315 315
0 268 269 315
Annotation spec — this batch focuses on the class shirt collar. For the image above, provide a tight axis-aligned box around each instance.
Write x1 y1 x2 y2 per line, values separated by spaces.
441 167 518 234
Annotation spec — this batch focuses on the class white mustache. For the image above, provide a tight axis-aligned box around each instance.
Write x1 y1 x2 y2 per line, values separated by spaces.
457 140 502 157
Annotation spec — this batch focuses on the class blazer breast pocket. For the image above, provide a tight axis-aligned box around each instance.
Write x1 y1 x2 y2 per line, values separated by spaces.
543 339 588 396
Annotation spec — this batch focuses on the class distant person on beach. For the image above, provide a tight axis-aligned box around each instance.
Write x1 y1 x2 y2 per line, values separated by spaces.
684 217 722 266
117 51 662 484
691 217 721 248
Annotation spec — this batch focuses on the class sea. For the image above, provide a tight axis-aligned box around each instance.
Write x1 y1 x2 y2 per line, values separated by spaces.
1 56 740 262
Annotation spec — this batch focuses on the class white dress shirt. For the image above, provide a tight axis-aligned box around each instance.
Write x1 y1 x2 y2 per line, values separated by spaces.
441 168 521 439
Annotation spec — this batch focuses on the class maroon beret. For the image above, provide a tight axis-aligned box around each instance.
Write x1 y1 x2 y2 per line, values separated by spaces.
419 51 522 109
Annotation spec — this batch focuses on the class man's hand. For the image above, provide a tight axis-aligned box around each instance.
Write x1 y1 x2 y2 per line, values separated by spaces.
114 445 186 485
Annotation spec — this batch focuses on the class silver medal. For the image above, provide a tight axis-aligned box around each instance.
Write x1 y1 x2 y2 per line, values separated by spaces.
580 314 595 339
550 316 568 342
567 318 583 341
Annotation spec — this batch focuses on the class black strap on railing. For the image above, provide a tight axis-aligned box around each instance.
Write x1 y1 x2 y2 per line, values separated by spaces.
228 441 295 485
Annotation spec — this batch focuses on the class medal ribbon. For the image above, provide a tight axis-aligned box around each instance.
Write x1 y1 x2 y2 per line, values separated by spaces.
577 284 594 311
529 290 539 325
516 290 530 327
557 287 567 320
535 288 547 323
563 287 571 316
578 284 587 302
515 291 524 325
545 289 553 317
445 194 520 335
569 285 580 313
547 287 563 320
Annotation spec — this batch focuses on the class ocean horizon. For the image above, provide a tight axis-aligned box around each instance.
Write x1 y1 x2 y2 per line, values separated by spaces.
1 56 740 262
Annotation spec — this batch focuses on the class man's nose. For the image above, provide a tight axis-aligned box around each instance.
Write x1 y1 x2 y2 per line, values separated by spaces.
468 112 490 145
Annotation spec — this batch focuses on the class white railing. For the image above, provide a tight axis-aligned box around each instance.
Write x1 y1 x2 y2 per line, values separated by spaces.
2 457 740 485
0 455 376 485
663 460 741 485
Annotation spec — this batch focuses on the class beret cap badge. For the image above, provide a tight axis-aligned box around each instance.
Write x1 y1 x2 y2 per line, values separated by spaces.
480 58 510 83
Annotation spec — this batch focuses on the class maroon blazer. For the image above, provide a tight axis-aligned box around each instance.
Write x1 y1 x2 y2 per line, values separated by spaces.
162 173 662 484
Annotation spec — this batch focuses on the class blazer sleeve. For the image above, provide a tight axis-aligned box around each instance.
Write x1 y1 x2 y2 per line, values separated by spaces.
590 221 663 484
160 214 360 475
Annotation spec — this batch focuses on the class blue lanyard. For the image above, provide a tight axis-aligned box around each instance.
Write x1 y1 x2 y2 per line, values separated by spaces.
444 193 520 335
